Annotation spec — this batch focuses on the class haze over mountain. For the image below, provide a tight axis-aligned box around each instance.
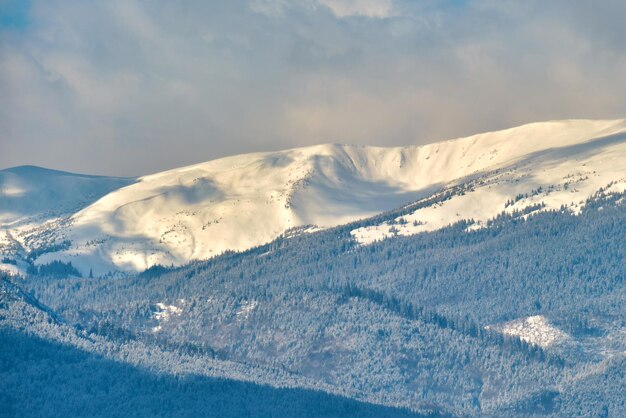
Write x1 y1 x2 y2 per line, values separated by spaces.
1 118 625 276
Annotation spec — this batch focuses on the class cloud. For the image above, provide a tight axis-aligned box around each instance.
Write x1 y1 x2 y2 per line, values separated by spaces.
317 0 395 18
248 0 395 19
1 0 626 176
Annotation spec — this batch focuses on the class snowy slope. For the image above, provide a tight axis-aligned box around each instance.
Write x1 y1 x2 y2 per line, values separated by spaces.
3 119 626 275
0 167 134 274
0 166 134 226
351 119 626 244
486 316 569 348
32 144 435 273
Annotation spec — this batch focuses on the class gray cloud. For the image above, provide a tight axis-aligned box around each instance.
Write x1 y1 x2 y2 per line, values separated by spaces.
1 0 625 176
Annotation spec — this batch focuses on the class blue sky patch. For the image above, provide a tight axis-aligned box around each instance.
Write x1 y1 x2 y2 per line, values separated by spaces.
0 0 31 30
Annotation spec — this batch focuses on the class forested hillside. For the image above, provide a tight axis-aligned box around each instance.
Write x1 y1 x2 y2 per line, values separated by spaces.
0 277 435 418
15 190 625 417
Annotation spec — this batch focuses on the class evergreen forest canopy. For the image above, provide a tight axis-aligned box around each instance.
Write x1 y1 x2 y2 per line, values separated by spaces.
1 190 625 417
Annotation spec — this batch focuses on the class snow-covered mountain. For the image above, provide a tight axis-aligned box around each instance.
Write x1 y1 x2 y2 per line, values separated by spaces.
0 167 134 275
2 118 626 276
0 166 134 226
351 119 626 244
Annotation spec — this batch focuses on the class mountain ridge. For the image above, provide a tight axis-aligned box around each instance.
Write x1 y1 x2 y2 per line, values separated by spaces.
2 118 625 275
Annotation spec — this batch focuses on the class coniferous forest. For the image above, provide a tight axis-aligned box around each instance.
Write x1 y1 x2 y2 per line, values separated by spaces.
1 190 624 417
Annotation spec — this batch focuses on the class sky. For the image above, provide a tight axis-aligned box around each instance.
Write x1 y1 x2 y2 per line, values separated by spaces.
1 0 626 176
